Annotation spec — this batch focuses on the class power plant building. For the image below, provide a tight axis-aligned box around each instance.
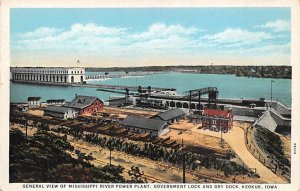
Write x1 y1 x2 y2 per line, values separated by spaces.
11 67 85 83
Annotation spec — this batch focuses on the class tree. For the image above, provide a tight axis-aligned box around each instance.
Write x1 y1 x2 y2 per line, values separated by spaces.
128 166 147 183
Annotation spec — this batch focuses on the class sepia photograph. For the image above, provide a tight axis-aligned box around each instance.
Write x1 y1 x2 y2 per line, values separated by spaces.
1 1 299 191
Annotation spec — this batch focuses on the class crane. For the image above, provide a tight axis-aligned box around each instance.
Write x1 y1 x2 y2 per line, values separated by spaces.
183 87 219 110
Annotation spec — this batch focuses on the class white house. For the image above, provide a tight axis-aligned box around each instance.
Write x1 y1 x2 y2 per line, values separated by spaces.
27 97 41 108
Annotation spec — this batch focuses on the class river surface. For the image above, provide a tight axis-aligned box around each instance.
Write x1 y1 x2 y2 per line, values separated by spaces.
10 72 291 107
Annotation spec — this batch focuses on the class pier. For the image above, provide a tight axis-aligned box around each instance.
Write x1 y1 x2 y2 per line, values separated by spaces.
85 71 160 80
12 80 175 92
85 74 128 80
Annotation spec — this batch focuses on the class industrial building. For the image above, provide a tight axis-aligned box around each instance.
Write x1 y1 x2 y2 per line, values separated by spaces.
120 116 169 136
44 106 77 120
188 114 202 124
252 108 291 133
69 95 104 115
152 108 186 123
46 99 66 106
11 67 85 83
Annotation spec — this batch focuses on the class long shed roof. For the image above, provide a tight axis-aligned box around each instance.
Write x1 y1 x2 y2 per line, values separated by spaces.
120 116 167 131
44 106 75 114
27 97 41 101
155 108 186 121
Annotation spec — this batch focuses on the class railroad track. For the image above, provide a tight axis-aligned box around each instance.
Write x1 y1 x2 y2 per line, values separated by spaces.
92 158 169 183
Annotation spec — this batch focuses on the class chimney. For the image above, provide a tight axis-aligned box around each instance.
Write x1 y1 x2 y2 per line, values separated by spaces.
75 94 77 97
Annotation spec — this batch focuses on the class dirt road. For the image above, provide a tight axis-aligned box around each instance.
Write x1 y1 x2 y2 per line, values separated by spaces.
10 123 262 183
192 124 287 184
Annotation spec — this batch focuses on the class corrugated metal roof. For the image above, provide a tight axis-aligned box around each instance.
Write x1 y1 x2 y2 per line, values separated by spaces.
120 116 167 131
47 99 65 102
27 97 41 101
44 106 75 114
155 108 186 121
188 114 202 119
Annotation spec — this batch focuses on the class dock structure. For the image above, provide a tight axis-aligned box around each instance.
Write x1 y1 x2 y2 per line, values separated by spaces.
85 74 128 80
12 79 175 92
85 71 160 80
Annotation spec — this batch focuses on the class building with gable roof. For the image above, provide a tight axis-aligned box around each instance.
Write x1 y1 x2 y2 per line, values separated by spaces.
152 108 186 123
46 99 66 106
201 108 233 133
44 105 77 119
69 95 104 115
120 116 169 136
252 108 291 133
27 97 41 108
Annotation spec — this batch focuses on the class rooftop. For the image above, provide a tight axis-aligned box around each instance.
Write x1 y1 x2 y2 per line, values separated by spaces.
120 116 167 131
202 108 232 118
47 99 65 102
154 108 186 121
27 97 41 101
254 108 291 132
69 95 102 109
44 106 75 114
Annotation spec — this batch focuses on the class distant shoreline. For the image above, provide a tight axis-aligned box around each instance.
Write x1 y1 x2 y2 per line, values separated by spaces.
86 65 292 79
9 65 292 79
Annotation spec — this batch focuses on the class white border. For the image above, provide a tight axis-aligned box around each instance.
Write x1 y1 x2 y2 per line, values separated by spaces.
0 0 299 191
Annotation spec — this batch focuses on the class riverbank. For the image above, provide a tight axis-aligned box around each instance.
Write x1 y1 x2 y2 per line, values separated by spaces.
86 65 291 79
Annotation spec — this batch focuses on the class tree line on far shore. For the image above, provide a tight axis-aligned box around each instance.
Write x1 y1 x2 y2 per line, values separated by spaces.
86 65 291 79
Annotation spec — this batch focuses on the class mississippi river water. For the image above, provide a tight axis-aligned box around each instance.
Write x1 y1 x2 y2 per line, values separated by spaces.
10 72 291 107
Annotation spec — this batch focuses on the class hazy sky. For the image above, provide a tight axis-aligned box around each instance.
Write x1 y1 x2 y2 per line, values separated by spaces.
10 8 291 67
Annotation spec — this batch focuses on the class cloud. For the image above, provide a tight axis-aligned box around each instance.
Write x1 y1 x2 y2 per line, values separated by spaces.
255 19 290 32
221 43 290 56
11 22 290 63
12 22 200 55
131 23 199 39
17 27 62 38
200 28 273 47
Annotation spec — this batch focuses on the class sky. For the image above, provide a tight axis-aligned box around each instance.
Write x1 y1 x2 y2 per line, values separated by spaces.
10 8 291 67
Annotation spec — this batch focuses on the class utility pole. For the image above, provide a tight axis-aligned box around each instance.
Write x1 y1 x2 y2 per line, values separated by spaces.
125 88 129 104
25 121 28 138
271 80 275 101
220 126 223 144
189 91 192 113
182 138 186 183
198 91 201 111
22 117 28 138
270 80 275 109
271 80 273 101
109 141 112 166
